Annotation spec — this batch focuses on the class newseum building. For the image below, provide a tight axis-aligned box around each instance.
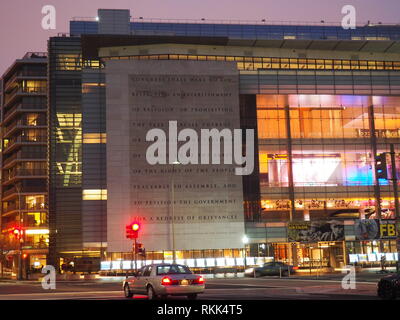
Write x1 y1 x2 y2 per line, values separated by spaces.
47 9 400 272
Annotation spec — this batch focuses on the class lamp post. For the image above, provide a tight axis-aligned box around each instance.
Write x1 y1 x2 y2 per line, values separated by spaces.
242 235 249 269
15 184 23 281
171 161 180 263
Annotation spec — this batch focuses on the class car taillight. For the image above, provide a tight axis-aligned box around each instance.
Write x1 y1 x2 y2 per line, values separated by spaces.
193 276 205 284
161 277 172 285
292 266 299 270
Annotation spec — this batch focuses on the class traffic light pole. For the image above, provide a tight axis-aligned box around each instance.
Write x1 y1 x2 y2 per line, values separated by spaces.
16 185 23 281
389 144 400 274
134 238 137 273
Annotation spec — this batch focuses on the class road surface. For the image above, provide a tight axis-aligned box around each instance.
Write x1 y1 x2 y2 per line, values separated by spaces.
0 276 381 300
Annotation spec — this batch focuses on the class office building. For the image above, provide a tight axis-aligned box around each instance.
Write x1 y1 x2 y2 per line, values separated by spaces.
41 9 400 271
0 52 48 277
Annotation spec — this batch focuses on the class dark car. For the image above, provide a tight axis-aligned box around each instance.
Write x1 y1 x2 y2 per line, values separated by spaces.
377 274 400 300
244 262 295 277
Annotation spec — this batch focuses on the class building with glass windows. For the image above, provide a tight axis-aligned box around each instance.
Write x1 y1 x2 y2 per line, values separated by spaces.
43 9 400 273
0 52 48 277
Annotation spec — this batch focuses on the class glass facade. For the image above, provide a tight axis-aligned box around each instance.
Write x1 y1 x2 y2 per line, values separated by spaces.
48 37 84 267
70 20 400 41
49 10 400 272
257 94 400 221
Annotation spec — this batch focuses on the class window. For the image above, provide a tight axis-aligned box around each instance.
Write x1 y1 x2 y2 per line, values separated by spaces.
359 61 368 70
56 54 82 70
325 60 333 69
298 59 307 69
307 59 316 69
290 59 298 69
368 61 376 70
316 60 324 69
334 60 342 69
82 189 107 200
143 266 152 277
83 133 106 143
351 60 360 70
281 58 290 69
342 60 351 70
136 267 145 277
271 58 280 69
156 265 192 275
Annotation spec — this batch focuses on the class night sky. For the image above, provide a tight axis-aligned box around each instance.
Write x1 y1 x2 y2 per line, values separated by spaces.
0 0 399 75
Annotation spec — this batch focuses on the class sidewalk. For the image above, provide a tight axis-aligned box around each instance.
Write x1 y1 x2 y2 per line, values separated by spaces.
284 268 397 282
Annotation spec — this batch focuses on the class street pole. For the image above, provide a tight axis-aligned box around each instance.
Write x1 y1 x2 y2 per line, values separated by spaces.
244 244 247 270
171 173 176 264
171 161 179 264
242 235 248 270
16 185 23 281
134 238 137 273
389 144 400 273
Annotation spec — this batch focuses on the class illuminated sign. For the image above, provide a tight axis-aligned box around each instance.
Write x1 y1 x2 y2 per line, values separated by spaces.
379 220 397 239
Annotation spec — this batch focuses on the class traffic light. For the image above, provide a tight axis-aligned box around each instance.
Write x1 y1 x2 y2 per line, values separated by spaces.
126 225 132 239
135 243 146 256
375 153 388 179
126 222 140 239
12 228 23 240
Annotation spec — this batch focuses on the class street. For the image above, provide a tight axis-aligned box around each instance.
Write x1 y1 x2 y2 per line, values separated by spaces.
0 274 383 300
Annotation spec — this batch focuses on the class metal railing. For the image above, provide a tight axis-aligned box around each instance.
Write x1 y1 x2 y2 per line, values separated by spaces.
71 16 400 27
4 135 47 149
22 52 47 59
3 104 47 123
2 203 47 214
4 87 47 106
4 119 47 137
2 152 46 167
2 186 46 198
4 169 47 181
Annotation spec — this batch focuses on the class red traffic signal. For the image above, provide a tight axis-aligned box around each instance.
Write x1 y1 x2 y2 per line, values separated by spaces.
126 222 140 239
11 228 23 239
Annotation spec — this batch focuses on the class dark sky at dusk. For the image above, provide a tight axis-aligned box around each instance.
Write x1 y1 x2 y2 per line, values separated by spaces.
0 0 399 75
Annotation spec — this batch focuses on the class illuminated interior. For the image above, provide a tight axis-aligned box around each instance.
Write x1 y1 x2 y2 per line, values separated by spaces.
82 189 107 200
257 95 400 188
55 113 82 187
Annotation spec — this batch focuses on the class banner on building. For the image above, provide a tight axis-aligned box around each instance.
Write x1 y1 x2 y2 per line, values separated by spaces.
354 219 398 240
287 220 344 242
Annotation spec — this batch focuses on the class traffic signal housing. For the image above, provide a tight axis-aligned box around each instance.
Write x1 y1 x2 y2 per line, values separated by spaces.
126 222 140 239
135 243 146 256
375 153 388 179
11 227 24 240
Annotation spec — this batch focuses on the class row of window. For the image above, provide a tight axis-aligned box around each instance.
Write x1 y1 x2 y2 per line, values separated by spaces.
103 54 400 71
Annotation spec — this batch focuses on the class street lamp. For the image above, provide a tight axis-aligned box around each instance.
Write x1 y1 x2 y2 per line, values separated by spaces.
171 160 180 263
242 235 249 269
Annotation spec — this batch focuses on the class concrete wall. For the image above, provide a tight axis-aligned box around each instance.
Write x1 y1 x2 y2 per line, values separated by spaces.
106 60 246 252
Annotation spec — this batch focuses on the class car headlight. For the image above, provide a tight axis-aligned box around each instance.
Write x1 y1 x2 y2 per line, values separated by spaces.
245 268 254 273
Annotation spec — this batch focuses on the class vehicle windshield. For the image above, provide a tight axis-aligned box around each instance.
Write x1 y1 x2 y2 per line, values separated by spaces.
156 265 192 275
